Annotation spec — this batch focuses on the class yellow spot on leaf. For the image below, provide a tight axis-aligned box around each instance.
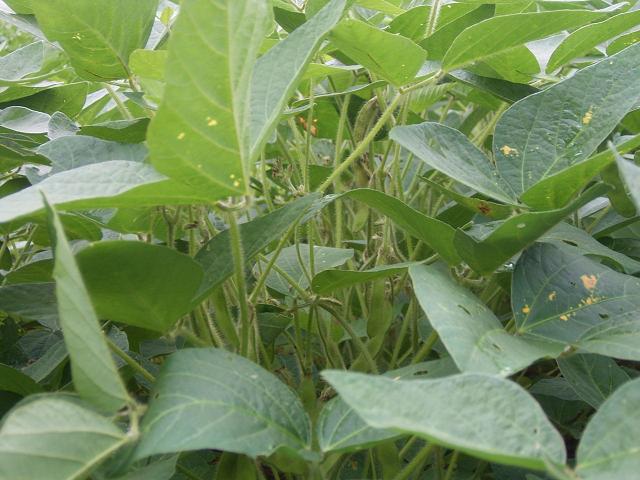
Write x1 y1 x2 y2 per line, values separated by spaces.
582 108 594 125
233 180 241 188
177 132 186 140
207 117 218 127
560 314 569 321
522 305 530 314
548 291 557 301
581 274 598 290
500 145 518 156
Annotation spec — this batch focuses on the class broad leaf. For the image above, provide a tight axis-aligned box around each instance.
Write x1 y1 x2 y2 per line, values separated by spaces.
37 136 147 175
410 264 562 376
330 19 427 86
547 10 640 72
513 243 640 361
148 0 272 198
390 122 518 204
0 106 49 133
0 283 58 329
0 161 213 225
135 348 313 460
576 377 640 479
323 370 566 470
76 241 204 332
442 10 608 70
32 0 158 80
494 43 640 205
0 41 44 83
46 199 129 412
0 397 128 480
250 0 346 157
616 154 640 211
317 360 458 454
557 353 630 408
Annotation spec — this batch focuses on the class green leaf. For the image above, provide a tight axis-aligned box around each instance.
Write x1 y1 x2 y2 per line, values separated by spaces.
454 184 606 274
32 0 158 80
312 262 419 295
0 364 43 396
576 377 640 479
323 370 566 470
513 243 640 361
540 222 640 274
37 136 147 175
0 397 128 480
616 154 640 211
442 10 608 70
557 353 630 408
547 10 640 72
3 0 34 14
521 134 640 210
134 348 313 461
0 161 213 225
194 194 322 302
410 264 563 376
318 359 458 454
45 198 129 412
76 241 203 332
448 69 539 104
109 457 177 480
494 43 640 205
0 106 49 133
330 19 427 86
340 189 462 264
0 283 58 329
260 244 353 295
390 122 518 204
250 0 346 157
129 49 168 81
148 0 272 199
0 41 44 83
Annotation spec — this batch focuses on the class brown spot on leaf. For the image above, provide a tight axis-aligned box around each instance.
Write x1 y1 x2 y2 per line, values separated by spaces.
500 145 518 156
560 314 569 321
580 274 598 290
522 305 530 314
548 291 557 301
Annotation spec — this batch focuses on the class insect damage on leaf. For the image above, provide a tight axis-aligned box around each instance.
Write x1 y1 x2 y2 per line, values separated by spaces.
580 274 598 290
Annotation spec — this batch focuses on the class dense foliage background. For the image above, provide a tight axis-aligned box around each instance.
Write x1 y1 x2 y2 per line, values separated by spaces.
0 0 639 479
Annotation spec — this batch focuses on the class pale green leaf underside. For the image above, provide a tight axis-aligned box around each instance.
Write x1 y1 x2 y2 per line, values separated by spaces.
0 397 127 480
576 377 640 479
323 371 566 470
135 348 313 461
410 264 563 376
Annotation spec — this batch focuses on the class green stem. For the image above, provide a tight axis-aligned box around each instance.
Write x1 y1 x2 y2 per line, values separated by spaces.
318 94 403 193
106 338 155 383
392 443 435 480
227 210 252 357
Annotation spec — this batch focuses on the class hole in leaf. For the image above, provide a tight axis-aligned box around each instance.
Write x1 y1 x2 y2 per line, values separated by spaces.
562 240 578 247
458 305 471 315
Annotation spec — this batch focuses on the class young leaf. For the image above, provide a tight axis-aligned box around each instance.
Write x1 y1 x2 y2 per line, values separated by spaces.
557 353 630 408
330 19 427 86
390 122 518 204
442 10 608 70
547 10 640 72
410 264 563 376
323 370 566 470
32 0 158 80
45 198 129 412
250 0 346 158
513 243 640 361
312 262 420 295
494 42 640 206
0 397 128 480
76 241 204 332
576 377 640 479
134 348 313 461
148 0 272 199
